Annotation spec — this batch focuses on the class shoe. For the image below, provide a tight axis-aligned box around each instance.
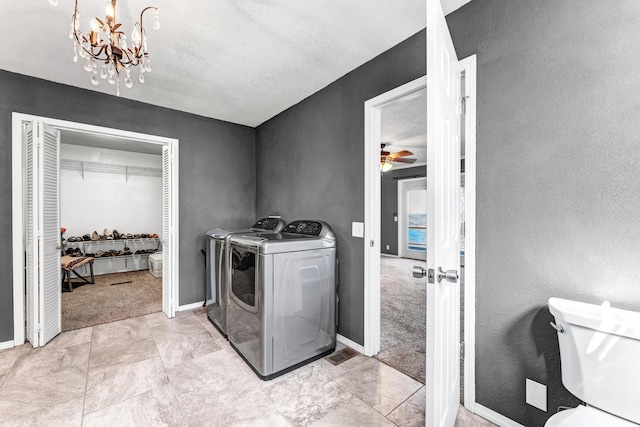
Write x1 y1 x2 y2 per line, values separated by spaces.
95 250 105 257
133 234 141 239
141 233 149 238
85 252 95 257
103 228 112 237
150 233 159 239
65 248 74 255
113 230 120 239
91 231 100 241
126 233 133 239
82 234 90 241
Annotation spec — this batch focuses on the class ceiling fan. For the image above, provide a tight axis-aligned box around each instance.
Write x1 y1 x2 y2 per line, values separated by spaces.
380 143 417 172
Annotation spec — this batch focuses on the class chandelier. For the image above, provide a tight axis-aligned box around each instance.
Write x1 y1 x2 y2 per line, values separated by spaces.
49 0 160 96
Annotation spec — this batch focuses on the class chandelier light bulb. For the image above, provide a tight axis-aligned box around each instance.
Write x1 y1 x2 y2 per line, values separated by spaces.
132 25 141 47
90 17 101 32
48 0 59 5
105 3 115 19
91 75 99 85
100 65 108 79
154 10 160 30
139 73 145 84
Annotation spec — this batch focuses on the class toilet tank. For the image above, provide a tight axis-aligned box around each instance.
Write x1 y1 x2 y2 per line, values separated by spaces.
548 298 640 424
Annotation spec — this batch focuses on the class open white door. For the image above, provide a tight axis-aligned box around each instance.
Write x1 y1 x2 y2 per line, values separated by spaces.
162 145 175 318
26 121 62 347
425 0 461 425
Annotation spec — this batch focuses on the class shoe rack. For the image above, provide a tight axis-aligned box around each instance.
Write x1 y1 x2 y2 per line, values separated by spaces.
64 238 162 276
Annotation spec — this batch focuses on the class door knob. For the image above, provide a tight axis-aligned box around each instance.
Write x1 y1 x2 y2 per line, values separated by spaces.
413 266 427 278
437 267 459 283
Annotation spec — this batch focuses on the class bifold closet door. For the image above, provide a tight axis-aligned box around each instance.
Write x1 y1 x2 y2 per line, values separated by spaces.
162 144 174 318
25 121 61 347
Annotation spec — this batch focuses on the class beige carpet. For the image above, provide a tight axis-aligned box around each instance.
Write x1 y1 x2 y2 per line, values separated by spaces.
376 255 466 396
376 255 427 383
62 270 162 331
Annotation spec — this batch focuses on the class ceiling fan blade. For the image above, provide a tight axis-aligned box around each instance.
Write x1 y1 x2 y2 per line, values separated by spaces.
392 157 417 164
388 150 414 159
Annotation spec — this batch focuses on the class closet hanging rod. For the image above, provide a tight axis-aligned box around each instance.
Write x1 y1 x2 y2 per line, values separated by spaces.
60 159 162 178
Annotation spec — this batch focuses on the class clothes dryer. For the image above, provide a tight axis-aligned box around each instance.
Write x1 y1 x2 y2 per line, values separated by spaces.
227 220 337 380
205 217 285 336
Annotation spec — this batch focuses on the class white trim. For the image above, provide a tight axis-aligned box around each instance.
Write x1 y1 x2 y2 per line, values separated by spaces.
0 340 16 351
459 54 477 411
364 75 427 357
12 113 180 345
474 404 526 427
337 334 366 354
178 301 205 312
11 114 25 345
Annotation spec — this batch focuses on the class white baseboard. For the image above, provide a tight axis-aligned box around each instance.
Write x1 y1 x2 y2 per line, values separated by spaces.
336 334 365 354
474 403 526 427
178 301 205 311
0 340 15 351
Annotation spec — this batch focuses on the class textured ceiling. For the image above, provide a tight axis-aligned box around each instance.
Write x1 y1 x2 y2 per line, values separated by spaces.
1 1 470 128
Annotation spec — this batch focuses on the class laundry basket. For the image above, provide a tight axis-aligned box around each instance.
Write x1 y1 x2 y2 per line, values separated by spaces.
148 252 163 278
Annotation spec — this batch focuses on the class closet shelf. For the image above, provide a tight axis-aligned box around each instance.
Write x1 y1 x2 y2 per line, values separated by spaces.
60 159 161 180
66 238 162 244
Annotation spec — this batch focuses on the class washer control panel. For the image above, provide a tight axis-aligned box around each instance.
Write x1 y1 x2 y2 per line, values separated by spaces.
282 220 322 236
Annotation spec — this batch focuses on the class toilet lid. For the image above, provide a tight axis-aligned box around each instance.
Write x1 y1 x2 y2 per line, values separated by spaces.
545 405 638 427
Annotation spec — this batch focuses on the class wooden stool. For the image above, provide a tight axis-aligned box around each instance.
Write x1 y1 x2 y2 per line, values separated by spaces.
61 255 95 292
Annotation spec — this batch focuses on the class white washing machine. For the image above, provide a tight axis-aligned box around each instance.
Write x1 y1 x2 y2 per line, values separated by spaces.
227 220 338 380
205 217 286 336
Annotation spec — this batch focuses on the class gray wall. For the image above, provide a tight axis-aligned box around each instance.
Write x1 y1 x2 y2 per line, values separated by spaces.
255 30 426 344
447 1 640 425
381 166 427 255
0 70 256 342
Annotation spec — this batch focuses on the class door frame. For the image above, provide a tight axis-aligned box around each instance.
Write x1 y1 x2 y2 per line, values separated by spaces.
363 54 476 410
11 113 180 346
398 177 428 260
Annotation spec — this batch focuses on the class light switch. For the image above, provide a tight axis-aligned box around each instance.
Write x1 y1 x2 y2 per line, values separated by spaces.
352 222 364 238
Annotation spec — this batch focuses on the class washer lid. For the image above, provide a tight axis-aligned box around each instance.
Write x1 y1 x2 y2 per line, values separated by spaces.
545 406 637 427
230 233 336 254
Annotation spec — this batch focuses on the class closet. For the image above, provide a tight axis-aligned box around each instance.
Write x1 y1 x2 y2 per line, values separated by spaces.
59 136 163 277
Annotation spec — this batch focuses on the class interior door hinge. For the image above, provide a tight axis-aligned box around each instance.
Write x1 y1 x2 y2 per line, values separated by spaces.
460 341 465 359
461 96 469 115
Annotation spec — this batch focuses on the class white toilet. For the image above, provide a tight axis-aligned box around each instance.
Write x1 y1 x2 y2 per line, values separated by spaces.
546 297 640 426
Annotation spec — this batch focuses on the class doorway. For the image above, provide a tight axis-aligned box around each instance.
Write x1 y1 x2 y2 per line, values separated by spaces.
11 113 180 348
363 55 477 409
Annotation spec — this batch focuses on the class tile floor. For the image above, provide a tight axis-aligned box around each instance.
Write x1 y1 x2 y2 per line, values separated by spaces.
0 308 495 426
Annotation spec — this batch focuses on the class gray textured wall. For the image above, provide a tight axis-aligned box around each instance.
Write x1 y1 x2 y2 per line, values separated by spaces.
255 30 426 344
0 71 256 341
381 166 427 255
447 1 640 425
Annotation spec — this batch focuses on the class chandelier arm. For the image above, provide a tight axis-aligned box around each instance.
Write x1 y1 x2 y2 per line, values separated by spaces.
139 6 158 32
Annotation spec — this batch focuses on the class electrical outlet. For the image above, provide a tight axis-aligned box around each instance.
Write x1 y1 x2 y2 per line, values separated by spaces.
386 245 390 250
526 379 547 412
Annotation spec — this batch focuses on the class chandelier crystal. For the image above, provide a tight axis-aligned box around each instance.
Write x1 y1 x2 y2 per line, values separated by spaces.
52 0 159 96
